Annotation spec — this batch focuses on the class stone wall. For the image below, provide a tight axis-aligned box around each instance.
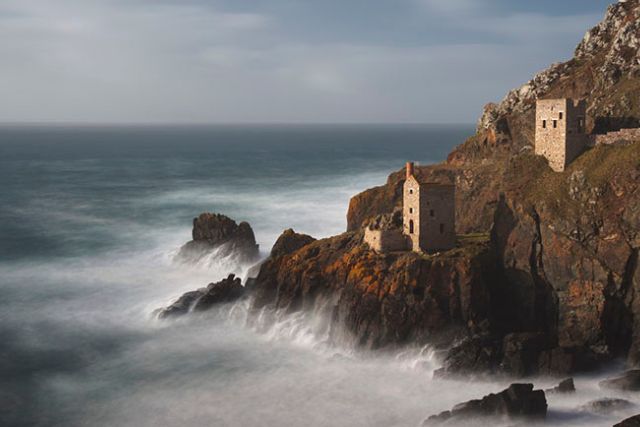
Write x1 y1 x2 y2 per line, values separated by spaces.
363 227 407 252
418 184 456 252
535 99 587 172
593 128 640 146
403 175 422 252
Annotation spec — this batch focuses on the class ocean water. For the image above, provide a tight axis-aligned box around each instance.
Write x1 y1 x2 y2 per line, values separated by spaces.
0 124 637 427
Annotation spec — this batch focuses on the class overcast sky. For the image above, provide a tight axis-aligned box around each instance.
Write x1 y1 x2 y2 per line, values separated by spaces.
0 0 613 124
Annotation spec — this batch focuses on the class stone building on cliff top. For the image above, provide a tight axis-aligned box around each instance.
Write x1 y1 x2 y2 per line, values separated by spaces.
363 162 456 254
535 98 588 172
403 162 456 253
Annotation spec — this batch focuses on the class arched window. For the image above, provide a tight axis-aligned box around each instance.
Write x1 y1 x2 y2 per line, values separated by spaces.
409 220 414 234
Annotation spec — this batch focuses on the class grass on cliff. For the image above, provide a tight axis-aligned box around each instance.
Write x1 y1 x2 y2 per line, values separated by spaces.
505 141 640 216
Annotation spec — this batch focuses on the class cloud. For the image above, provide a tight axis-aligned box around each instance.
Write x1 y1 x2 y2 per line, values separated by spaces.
418 0 484 15
0 0 609 123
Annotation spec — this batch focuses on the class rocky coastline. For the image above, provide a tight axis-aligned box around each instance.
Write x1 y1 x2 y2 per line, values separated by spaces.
157 1 640 424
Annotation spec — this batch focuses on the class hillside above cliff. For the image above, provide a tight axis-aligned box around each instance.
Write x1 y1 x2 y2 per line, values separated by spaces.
451 0 640 164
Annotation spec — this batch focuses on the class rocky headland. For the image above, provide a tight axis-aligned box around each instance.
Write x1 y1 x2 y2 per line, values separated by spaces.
163 0 640 389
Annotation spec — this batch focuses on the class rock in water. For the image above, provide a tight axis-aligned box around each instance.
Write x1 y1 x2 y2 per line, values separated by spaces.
176 213 259 264
156 274 245 319
192 274 244 312
423 383 547 426
600 370 640 391
581 398 634 415
616 414 640 427
546 378 575 394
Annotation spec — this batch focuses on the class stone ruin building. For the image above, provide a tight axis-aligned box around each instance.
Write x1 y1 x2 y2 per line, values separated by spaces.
363 213 406 253
535 98 588 172
403 162 456 253
363 162 456 254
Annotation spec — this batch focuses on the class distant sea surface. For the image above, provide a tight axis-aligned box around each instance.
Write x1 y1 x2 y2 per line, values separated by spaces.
0 124 633 427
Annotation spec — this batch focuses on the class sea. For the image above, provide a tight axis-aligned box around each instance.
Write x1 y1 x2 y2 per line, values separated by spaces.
0 124 637 426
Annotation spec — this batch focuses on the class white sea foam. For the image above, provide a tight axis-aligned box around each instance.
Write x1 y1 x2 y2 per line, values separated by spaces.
1 133 638 427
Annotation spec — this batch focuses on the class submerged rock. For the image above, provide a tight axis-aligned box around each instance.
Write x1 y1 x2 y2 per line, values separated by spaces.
157 274 245 319
600 370 640 391
156 291 202 319
176 213 259 264
423 383 547 426
580 398 634 415
546 378 575 394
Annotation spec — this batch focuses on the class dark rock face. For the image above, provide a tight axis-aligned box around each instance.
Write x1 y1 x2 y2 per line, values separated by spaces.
423 383 547 426
176 213 259 263
156 291 202 319
270 229 316 258
157 274 245 319
600 370 640 391
616 414 640 427
581 398 634 415
251 231 496 350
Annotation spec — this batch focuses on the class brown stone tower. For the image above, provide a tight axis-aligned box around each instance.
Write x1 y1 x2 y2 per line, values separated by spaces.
535 98 587 172
402 162 456 253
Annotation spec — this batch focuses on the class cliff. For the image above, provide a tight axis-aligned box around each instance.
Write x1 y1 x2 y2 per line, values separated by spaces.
251 231 497 349
324 1 640 374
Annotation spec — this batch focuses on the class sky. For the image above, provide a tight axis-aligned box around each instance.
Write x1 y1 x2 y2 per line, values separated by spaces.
0 0 614 124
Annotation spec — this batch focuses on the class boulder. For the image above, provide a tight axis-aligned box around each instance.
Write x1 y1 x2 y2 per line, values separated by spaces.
616 414 640 427
600 370 640 391
546 378 575 394
423 383 547 426
176 213 259 263
156 274 245 319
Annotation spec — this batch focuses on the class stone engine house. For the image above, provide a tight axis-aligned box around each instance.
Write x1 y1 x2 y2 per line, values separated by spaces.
535 98 587 172
402 162 456 253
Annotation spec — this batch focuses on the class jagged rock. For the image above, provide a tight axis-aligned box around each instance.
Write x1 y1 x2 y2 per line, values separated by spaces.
251 231 495 350
546 378 575 394
422 384 547 426
270 229 316 258
156 291 202 319
193 274 244 311
434 335 502 379
156 274 245 319
176 213 259 263
600 370 640 391
581 398 634 415
616 414 640 427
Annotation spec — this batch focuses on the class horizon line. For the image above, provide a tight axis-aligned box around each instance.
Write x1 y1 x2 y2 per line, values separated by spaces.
0 121 476 127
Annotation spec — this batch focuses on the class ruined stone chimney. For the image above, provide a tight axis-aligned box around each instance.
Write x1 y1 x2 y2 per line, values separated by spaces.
406 162 414 180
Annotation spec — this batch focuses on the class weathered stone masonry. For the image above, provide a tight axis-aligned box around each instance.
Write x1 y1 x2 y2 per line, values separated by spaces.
535 98 587 172
402 162 456 253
